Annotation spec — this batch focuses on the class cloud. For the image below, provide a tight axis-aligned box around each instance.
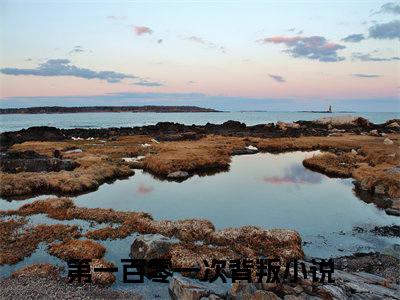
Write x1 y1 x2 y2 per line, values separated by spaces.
268 74 286 83
352 52 400 61
368 20 400 39
352 73 381 78
134 26 153 36
133 79 163 87
375 2 400 15
341 34 365 42
258 36 345 62
107 15 127 21
184 36 226 53
288 28 295 32
69 45 84 54
185 36 206 44
0 59 136 83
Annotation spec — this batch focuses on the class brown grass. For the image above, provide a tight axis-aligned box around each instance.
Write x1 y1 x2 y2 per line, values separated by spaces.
303 152 360 177
2 198 304 262
49 239 106 260
3 133 399 209
141 136 236 175
0 218 81 265
11 263 60 279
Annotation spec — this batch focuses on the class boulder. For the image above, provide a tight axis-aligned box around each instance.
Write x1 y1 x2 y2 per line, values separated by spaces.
65 148 83 154
383 138 394 145
232 146 259 155
230 282 281 300
387 122 400 129
315 116 369 126
167 171 190 179
387 166 400 175
131 234 180 260
276 121 300 130
374 184 386 195
0 150 79 173
169 274 229 300
369 129 379 136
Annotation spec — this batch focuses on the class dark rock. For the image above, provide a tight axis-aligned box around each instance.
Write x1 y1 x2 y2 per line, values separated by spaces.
167 171 190 179
386 208 400 216
0 151 79 173
169 274 229 300
131 234 180 260
371 225 400 237
0 117 394 150
232 147 258 155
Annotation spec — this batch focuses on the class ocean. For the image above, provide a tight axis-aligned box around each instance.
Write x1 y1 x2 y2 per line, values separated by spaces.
0 111 397 132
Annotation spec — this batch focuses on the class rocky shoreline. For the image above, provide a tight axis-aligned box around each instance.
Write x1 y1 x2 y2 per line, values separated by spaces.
1 116 399 149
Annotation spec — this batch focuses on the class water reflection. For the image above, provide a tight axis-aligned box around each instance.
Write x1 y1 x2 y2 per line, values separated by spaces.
262 164 323 185
136 184 154 195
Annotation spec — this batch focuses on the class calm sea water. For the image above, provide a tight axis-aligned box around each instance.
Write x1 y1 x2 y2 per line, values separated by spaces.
0 111 398 132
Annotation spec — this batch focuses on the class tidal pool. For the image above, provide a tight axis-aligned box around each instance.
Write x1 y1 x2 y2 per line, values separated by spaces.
1 151 399 292
1 151 399 262
69 151 399 258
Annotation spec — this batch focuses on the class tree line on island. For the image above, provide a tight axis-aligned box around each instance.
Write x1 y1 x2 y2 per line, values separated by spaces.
0 106 220 114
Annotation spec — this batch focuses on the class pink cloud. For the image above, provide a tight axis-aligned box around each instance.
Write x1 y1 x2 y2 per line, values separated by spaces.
258 36 302 45
134 26 153 36
137 184 154 194
262 176 305 185
257 35 345 62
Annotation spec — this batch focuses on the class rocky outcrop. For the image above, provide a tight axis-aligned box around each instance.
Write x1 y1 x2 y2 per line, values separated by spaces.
315 116 370 126
169 274 229 299
2 118 398 149
0 151 79 173
168 257 400 299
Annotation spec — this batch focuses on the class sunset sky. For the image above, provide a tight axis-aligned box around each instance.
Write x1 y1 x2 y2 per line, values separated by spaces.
0 0 399 111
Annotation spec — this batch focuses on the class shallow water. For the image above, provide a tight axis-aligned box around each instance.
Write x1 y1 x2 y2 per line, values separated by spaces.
1 151 399 291
2 152 398 258
0 111 397 132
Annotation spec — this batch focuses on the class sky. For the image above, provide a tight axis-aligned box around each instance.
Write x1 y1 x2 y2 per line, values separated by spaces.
0 0 399 111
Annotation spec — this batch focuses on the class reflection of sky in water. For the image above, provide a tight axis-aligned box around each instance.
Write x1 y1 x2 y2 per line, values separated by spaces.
1 151 399 260
262 163 323 185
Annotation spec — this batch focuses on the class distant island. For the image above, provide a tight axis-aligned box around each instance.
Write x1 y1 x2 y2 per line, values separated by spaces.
301 105 333 113
0 106 220 114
